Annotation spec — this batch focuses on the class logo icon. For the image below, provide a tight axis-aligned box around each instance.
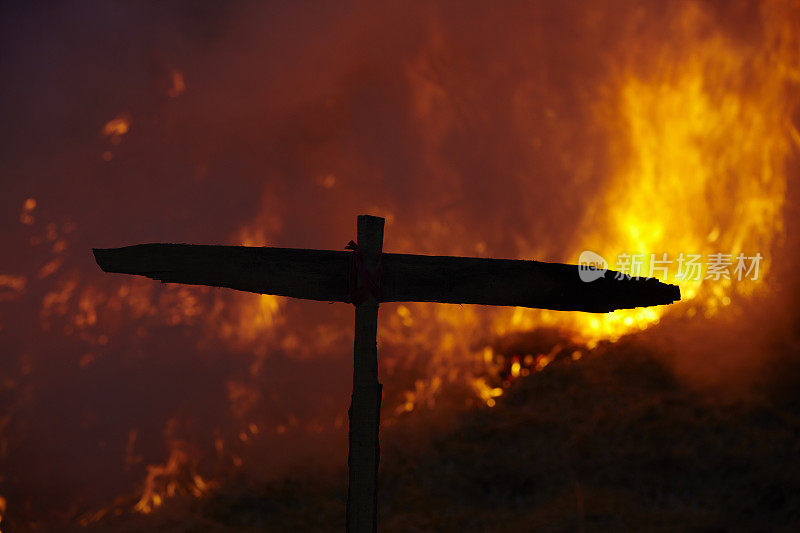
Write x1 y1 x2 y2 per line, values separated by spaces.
578 250 607 282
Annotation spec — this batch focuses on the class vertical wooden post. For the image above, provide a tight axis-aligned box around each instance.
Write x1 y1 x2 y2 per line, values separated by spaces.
347 215 384 533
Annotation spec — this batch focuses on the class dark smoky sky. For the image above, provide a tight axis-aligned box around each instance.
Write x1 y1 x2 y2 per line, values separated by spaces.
0 0 642 257
0 0 794 525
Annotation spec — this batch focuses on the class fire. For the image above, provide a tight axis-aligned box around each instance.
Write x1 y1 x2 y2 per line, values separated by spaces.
0 275 26 302
167 70 185 98
2 1 798 528
129 420 210 515
471 377 503 408
19 197 36 225
102 114 131 138
494 0 796 346
380 0 800 411
133 445 209 515
0 494 6 531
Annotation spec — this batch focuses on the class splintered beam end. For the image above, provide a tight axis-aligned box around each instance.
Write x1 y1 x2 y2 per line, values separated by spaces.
92 246 151 275
667 283 681 304
92 245 178 278
92 248 115 273
596 276 681 312
91 243 353 302
642 277 681 305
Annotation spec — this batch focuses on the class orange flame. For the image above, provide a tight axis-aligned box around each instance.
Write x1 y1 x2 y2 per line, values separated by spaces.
498 0 796 348
102 114 131 137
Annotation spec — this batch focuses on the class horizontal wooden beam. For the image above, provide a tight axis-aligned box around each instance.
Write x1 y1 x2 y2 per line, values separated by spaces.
93 244 352 302
93 244 680 313
382 253 679 312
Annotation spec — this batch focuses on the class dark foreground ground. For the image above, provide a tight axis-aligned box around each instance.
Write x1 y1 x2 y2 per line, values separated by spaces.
76 341 800 532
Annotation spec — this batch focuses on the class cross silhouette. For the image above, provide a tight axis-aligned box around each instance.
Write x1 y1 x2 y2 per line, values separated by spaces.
94 214 679 532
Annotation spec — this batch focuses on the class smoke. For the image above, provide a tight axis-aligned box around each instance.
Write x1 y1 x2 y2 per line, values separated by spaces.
0 0 797 526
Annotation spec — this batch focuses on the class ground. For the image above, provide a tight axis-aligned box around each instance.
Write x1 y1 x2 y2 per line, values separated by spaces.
76 339 800 532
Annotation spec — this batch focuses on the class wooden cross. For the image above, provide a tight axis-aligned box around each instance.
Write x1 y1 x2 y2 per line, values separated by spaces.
93 214 679 532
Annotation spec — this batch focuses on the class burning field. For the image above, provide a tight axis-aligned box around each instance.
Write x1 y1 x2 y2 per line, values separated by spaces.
1 0 799 530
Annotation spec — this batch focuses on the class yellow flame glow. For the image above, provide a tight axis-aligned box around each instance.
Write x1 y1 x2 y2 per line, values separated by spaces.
501 0 795 345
